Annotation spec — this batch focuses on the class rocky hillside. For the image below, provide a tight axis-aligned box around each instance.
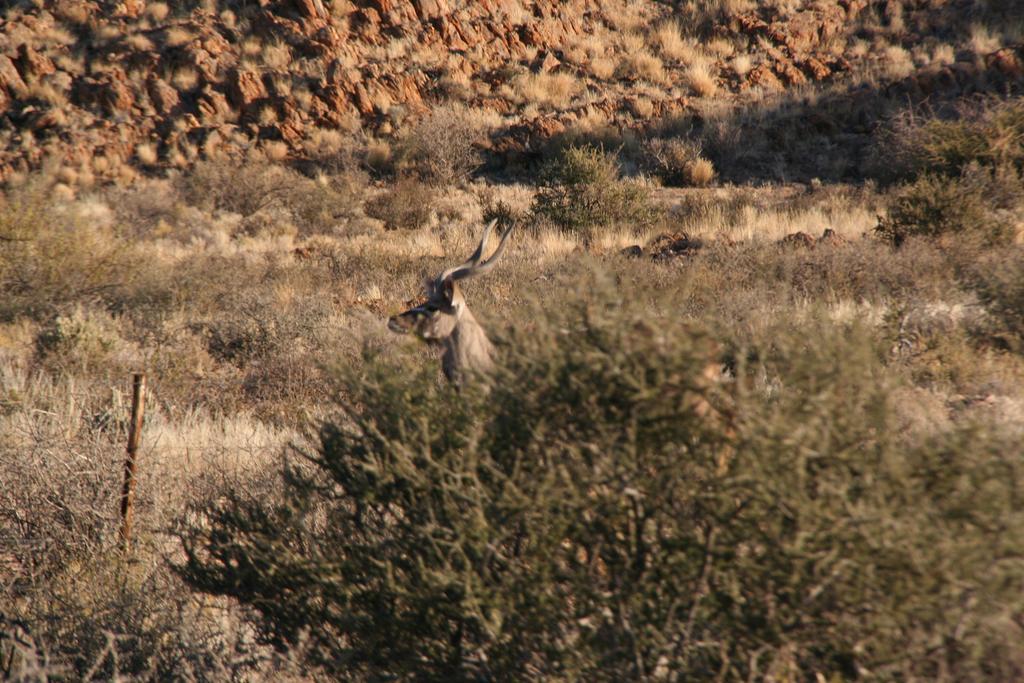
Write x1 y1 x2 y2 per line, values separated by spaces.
0 0 1022 186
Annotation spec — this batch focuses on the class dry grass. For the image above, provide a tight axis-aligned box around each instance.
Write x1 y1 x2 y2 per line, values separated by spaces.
163 27 193 47
146 2 170 21
513 72 581 108
686 158 716 186
125 32 154 51
135 143 158 165
617 51 667 85
171 67 199 91
932 43 956 65
882 44 915 79
732 54 754 76
652 20 689 61
605 3 646 33
523 226 580 260
262 42 292 69
673 192 877 242
969 23 1003 54
589 56 616 80
686 62 719 97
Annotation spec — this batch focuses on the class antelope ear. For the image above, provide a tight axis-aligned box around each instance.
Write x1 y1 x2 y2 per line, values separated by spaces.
442 276 455 304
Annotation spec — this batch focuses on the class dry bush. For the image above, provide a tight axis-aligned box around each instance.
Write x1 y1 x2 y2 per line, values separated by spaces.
397 104 485 185
686 157 717 186
967 249 1024 353
0 186 140 322
178 160 363 235
697 90 880 182
364 138 393 175
588 56 616 79
652 20 689 61
33 306 139 378
686 61 719 96
641 137 707 186
365 177 436 230
179 160 290 217
0 363 287 679
731 53 753 76
105 177 183 238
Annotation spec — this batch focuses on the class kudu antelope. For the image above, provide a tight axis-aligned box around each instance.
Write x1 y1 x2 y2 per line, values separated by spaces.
387 220 513 385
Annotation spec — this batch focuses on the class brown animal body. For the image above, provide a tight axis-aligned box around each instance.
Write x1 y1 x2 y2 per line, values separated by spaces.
388 220 512 385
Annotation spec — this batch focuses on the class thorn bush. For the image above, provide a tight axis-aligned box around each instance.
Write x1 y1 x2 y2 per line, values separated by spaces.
175 289 1024 681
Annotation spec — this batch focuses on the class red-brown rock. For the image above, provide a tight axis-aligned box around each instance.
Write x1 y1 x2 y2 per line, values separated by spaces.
414 0 450 21
987 46 1024 79
197 86 232 123
76 69 134 114
818 228 848 246
147 76 180 116
371 0 418 26
747 63 783 90
0 55 28 99
804 57 831 81
227 69 268 108
16 45 56 81
774 58 808 86
779 232 816 249
292 0 328 20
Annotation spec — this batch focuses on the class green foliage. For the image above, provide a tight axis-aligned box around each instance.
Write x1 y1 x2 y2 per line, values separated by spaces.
176 291 1024 681
878 98 1024 181
875 164 1021 246
531 145 660 238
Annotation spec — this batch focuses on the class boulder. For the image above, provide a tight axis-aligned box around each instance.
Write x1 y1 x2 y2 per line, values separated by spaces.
147 76 181 116
0 55 28 100
779 232 816 249
227 69 268 109
16 45 56 81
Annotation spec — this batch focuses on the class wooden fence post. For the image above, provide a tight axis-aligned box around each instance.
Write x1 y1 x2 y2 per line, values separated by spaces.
118 373 146 550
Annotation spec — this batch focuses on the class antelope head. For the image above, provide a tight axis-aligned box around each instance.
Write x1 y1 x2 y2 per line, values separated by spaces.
388 219 513 383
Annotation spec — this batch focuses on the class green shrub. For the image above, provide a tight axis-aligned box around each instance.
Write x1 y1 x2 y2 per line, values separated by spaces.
875 165 1021 246
876 98 1024 180
176 293 1024 681
531 145 660 239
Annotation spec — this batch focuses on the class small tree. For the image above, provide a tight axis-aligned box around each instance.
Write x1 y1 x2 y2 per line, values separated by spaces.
531 145 659 240
400 104 485 186
876 164 1020 246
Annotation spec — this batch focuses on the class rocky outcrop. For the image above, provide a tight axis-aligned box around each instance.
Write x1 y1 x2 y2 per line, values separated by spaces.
0 0 1022 185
